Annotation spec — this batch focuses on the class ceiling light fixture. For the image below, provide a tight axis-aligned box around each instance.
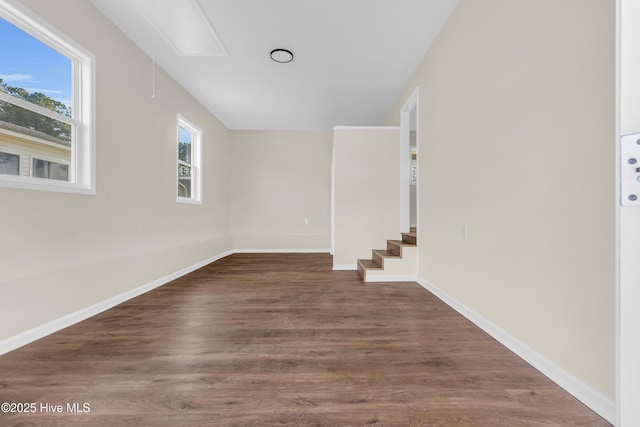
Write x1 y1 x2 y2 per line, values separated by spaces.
270 48 294 63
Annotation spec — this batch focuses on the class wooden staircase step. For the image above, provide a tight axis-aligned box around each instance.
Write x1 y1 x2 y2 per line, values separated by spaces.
372 249 400 268
387 241 402 256
401 231 417 245
358 229 417 282
387 239 415 256
358 259 380 268
357 258 381 280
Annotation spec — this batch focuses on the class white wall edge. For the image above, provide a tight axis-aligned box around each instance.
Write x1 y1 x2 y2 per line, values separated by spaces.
416 278 615 424
400 86 419 234
366 275 417 283
0 249 234 357
233 248 331 254
615 4 622 426
333 264 357 270
331 140 336 256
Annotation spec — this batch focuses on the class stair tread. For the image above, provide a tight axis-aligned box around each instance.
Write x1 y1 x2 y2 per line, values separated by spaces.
373 249 399 258
358 259 382 269
388 239 416 247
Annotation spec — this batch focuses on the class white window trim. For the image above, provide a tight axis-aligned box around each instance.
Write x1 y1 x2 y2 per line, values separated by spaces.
0 0 95 195
176 114 202 204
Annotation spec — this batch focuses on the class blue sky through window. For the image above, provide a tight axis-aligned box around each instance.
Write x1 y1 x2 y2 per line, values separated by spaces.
0 17 72 109
178 127 192 144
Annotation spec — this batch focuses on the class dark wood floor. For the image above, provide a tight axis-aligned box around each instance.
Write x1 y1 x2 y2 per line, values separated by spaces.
0 253 610 426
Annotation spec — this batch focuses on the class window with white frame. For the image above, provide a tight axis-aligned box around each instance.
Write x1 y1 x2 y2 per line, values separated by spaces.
0 1 95 194
176 115 201 203
0 150 19 175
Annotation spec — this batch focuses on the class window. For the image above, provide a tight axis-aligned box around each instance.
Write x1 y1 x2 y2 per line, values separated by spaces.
176 115 201 203
0 1 95 194
0 150 18 175
32 158 68 181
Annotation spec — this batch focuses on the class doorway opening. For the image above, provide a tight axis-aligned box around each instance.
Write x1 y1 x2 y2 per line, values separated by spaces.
400 88 419 234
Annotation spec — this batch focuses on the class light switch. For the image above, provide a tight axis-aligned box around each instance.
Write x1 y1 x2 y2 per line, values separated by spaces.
621 133 640 207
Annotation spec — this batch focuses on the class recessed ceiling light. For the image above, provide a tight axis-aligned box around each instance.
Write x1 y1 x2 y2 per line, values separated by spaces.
270 49 294 63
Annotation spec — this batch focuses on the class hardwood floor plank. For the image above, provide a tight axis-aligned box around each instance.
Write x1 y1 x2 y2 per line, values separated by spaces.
0 253 610 426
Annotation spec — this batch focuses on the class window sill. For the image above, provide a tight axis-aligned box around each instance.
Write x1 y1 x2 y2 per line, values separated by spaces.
0 175 95 195
176 197 202 205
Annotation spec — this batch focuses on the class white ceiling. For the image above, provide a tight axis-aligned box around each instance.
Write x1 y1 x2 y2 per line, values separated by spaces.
89 0 458 131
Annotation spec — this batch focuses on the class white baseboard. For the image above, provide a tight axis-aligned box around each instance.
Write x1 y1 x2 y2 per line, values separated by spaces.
0 250 234 357
233 248 331 254
416 278 615 425
366 275 417 282
333 264 357 270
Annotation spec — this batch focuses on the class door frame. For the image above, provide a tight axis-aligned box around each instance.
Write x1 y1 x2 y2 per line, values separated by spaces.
400 87 419 234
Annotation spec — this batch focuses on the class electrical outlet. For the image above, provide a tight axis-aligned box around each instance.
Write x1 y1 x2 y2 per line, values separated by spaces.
304 218 309 225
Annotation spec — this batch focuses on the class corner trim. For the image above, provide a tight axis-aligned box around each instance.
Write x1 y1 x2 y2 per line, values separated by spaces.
416 278 615 424
0 250 234 357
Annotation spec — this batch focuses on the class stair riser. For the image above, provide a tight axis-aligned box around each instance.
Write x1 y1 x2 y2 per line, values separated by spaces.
402 236 416 245
372 252 383 267
387 242 401 256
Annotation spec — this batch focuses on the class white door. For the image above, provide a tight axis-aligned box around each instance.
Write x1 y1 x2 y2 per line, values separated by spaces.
617 0 640 424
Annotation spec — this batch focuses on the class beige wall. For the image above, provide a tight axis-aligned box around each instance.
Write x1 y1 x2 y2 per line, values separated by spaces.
333 127 400 267
228 130 331 250
386 0 615 400
0 0 232 341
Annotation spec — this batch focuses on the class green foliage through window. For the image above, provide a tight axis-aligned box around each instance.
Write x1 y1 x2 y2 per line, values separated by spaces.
0 79 71 143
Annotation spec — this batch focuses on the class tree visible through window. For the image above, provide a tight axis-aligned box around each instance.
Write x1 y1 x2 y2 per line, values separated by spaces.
0 1 95 193
0 79 72 144
0 15 72 179
177 115 201 203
